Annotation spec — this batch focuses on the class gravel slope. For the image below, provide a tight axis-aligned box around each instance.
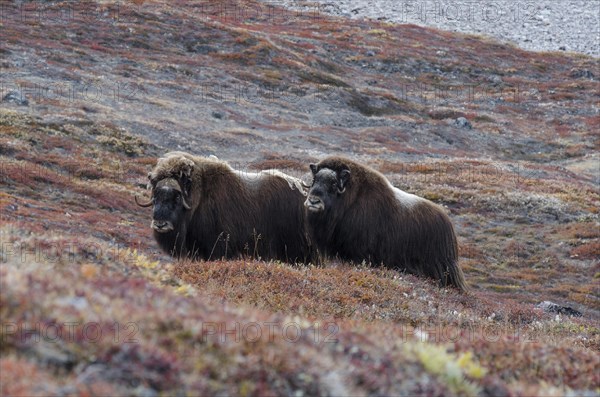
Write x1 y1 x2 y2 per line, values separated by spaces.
267 0 599 57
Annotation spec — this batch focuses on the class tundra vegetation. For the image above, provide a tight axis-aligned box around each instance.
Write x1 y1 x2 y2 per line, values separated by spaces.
0 0 598 395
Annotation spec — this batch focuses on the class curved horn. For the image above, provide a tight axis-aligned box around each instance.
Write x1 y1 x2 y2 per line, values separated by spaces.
135 194 153 207
181 195 192 210
338 169 350 194
173 175 192 210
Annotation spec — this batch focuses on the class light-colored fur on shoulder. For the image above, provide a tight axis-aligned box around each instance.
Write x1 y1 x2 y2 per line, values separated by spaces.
262 169 308 196
151 153 228 183
149 154 195 187
387 181 422 208
231 168 308 196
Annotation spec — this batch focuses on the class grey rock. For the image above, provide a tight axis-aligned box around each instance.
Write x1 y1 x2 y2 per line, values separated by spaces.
453 117 472 129
488 75 503 86
56 296 89 310
133 386 159 397
536 301 582 317
27 339 77 370
570 69 595 79
3 91 29 106
186 44 217 54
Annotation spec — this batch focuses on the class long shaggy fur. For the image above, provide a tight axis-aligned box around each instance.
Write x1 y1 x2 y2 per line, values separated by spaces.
147 152 314 263
306 156 467 291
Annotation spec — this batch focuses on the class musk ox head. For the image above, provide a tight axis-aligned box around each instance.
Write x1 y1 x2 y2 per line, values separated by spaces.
304 163 350 213
135 155 194 233
149 178 190 233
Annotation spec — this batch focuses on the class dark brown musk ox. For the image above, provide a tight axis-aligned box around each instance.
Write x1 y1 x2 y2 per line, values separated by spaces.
303 156 467 291
135 152 315 264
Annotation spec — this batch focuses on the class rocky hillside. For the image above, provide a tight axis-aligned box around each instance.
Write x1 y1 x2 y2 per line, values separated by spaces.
1 1 598 395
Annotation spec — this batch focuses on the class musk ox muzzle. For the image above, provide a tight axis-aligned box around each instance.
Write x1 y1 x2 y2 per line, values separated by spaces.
304 196 324 212
151 219 174 233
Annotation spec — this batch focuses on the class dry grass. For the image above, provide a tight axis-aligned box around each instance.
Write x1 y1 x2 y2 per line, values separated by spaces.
0 0 598 394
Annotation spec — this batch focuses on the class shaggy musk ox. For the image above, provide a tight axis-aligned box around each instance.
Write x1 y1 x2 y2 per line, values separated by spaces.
304 156 467 291
135 152 314 263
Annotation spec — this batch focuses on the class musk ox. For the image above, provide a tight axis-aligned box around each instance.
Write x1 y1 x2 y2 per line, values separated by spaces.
304 156 467 291
135 152 314 263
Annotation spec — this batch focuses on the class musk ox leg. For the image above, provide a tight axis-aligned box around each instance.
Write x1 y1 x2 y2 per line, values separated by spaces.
443 261 468 292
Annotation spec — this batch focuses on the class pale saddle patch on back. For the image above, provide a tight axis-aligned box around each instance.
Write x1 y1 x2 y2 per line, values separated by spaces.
388 181 421 208
262 169 308 196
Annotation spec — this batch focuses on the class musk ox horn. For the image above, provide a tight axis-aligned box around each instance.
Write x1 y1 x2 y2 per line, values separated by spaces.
175 179 192 210
338 169 350 194
181 195 192 210
135 194 153 207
